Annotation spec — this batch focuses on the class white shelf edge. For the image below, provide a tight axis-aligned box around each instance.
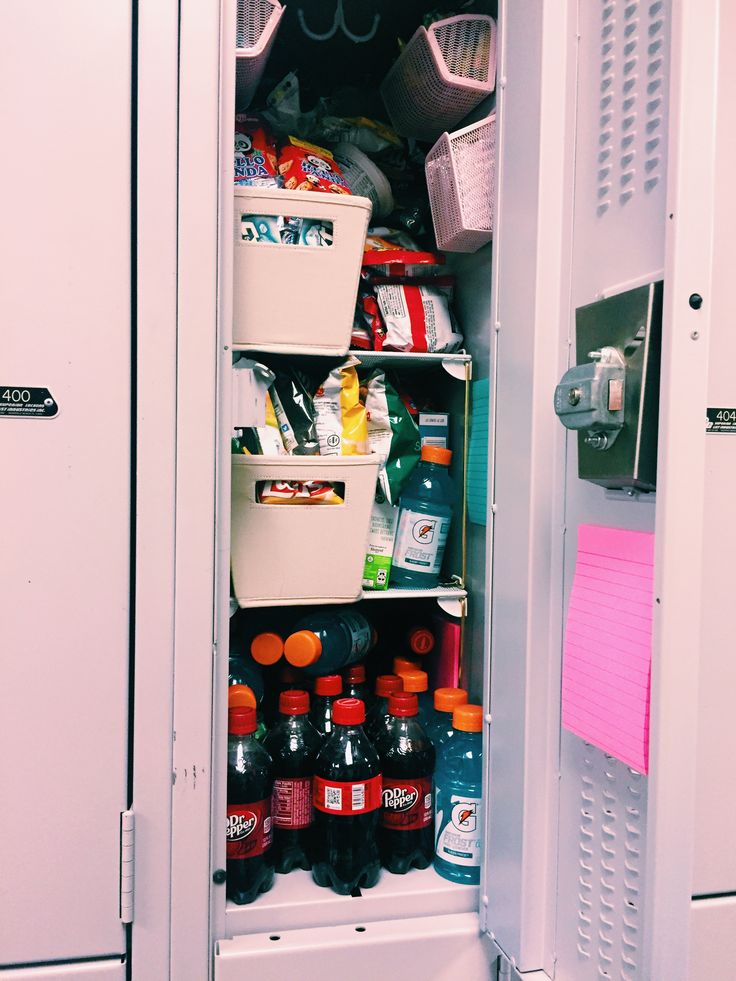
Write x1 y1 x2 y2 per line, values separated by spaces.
225 866 478 939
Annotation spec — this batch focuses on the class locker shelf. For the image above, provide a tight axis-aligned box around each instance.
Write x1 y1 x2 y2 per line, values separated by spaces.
225 865 478 938
362 583 467 618
355 350 472 380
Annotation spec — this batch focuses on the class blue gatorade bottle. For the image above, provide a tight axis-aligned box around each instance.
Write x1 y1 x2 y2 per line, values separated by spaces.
390 446 455 589
425 688 468 748
434 703 484 884
283 610 375 676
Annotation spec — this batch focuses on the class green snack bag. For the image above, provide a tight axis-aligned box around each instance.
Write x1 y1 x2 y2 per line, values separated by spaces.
363 368 421 504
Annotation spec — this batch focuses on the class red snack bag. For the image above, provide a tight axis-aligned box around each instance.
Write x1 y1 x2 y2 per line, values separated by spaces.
278 137 352 194
235 115 281 187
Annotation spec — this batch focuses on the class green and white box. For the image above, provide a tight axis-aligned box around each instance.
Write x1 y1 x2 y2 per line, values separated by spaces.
362 493 400 590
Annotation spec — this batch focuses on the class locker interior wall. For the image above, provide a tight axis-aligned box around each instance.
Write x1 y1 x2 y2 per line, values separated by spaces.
0 0 132 967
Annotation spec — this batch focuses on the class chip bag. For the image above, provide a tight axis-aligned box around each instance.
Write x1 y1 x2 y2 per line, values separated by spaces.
234 115 281 187
373 279 463 353
313 357 368 456
278 137 352 194
363 368 421 503
258 480 344 505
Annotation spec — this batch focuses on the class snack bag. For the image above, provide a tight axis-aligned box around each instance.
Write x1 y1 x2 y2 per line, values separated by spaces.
271 370 320 455
233 391 288 456
258 480 344 505
313 357 368 456
278 137 352 194
363 230 444 278
234 115 281 187
373 280 463 353
363 368 421 504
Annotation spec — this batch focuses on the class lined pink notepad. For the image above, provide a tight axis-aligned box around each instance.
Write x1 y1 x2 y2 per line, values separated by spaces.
562 524 654 773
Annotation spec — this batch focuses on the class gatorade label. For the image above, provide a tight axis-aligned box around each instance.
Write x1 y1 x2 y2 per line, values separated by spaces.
272 777 313 829
434 793 482 867
392 510 450 574
381 776 432 830
226 800 272 859
314 775 382 815
339 612 373 659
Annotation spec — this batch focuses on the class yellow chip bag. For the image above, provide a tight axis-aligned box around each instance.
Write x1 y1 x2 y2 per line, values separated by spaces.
314 356 368 456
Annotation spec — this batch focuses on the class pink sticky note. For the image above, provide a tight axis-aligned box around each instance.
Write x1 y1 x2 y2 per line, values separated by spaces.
561 524 654 773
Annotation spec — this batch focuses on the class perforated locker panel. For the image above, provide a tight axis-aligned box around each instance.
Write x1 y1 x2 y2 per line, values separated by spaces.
553 0 671 977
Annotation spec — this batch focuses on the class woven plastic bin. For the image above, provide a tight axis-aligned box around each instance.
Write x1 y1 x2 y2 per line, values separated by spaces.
380 15 497 143
235 0 285 110
231 455 382 607
425 114 496 254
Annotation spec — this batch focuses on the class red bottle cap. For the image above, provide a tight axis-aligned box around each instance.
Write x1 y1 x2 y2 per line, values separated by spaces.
374 674 403 697
279 689 309 715
314 674 342 697
388 693 418 717
408 626 435 655
229 706 257 735
344 663 366 684
332 697 365 726
279 664 302 685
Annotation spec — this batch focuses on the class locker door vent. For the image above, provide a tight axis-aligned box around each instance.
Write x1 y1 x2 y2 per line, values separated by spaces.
574 744 646 979
595 0 668 216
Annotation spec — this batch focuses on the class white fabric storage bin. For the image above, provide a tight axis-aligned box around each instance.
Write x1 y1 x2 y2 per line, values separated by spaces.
231 455 382 607
233 187 372 356
235 0 285 110
425 115 496 253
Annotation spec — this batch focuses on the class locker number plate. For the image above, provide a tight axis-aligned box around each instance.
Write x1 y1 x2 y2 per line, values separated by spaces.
0 386 58 419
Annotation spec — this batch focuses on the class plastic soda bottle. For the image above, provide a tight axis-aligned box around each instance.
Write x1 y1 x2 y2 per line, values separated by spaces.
226 706 275 904
309 674 343 738
263 690 322 874
284 610 375 675
375 693 435 873
311 698 382 894
343 663 371 707
433 704 484 884
426 688 468 748
365 674 404 742
390 446 455 588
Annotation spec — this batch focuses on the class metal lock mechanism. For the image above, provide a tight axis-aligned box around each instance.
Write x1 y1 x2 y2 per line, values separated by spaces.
553 281 663 491
554 346 626 451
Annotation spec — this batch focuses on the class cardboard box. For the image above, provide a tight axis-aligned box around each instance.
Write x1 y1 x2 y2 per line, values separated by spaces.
362 496 400 590
419 412 449 448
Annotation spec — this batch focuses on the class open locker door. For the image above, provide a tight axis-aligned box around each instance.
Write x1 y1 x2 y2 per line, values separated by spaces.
485 0 733 979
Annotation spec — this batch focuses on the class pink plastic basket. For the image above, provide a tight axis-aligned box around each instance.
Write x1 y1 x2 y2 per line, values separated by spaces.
425 115 496 253
235 0 285 111
380 15 497 142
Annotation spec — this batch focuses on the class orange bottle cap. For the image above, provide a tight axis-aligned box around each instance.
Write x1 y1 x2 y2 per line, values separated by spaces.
421 445 452 466
284 630 322 668
401 669 428 693
228 684 257 710
408 627 435 655
453 703 483 733
250 631 284 666
393 656 420 675
434 687 468 713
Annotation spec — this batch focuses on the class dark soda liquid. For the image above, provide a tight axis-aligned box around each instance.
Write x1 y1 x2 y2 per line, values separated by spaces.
226 731 275 904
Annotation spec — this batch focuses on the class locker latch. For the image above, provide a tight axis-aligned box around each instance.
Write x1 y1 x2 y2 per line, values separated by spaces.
553 346 625 451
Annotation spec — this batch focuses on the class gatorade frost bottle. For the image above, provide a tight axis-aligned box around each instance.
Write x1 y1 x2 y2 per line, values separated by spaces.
426 688 468 748
376 693 435 874
391 446 455 589
226 707 275 904
263 690 322 874
312 698 382 894
284 610 375 675
309 674 343 738
434 704 484 884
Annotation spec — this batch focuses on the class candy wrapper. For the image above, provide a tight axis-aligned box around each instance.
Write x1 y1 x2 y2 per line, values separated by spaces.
278 137 352 194
258 480 344 505
362 368 421 504
234 115 281 188
313 357 368 456
240 214 334 247
271 370 320 456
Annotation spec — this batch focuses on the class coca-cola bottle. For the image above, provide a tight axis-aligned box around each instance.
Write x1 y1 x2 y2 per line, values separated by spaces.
342 663 371 707
312 698 382 894
309 674 343 738
375 693 435 873
365 674 404 742
263 690 322 874
226 706 274 904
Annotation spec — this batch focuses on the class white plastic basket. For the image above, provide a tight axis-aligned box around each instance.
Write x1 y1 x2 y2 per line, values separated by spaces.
231 455 382 607
380 15 497 142
425 114 496 253
233 186 372 355
332 144 394 219
235 0 285 110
